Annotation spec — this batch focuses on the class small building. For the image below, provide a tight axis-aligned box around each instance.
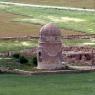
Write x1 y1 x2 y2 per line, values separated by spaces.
37 23 63 69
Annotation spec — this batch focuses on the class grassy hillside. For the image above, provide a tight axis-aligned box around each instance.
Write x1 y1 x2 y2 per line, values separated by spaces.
0 73 95 95
3 5 95 34
0 1 95 51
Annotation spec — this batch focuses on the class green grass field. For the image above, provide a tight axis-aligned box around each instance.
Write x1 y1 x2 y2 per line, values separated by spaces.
1 39 95 52
0 40 37 52
0 73 95 95
2 5 95 34
64 39 95 46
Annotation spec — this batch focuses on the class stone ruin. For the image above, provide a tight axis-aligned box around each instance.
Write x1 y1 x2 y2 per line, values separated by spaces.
37 23 63 69
37 23 95 69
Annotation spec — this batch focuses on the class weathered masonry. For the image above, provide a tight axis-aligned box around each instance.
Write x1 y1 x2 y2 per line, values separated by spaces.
37 23 63 69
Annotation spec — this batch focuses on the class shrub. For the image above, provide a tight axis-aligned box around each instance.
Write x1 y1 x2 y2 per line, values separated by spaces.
31 56 37 66
64 65 69 70
19 56 28 64
12 53 20 59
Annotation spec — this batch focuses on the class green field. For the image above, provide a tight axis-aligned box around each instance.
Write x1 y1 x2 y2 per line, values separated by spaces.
0 40 37 52
1 4 95 34
0 1 95 95
0 73 95 95
0 1 95 51
1 39 95 52
64 39 95 46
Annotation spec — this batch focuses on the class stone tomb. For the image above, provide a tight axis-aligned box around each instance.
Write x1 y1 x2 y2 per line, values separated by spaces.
37 23 64 69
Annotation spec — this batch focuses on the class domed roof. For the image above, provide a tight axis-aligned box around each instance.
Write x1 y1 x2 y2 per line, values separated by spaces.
40 23 61 36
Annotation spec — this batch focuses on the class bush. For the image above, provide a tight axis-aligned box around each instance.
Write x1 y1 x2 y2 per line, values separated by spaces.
12 53 20 59
64 65 69 70
19 56 28 64
31 56 37 66
12 53 38 67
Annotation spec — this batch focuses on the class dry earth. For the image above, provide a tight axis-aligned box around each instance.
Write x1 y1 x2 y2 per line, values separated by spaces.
0 11 41 37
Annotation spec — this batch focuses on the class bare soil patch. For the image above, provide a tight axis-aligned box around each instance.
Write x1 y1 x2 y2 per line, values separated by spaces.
0 11 41 37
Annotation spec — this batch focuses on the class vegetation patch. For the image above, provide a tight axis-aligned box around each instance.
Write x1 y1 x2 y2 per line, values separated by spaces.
0 39 95 52
1 5 94 34
1 39 95 52
63 39 93 46
0 56 37 70
0 40 38 52
0 0 9 1
0 72 95 95
0 4 9 9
